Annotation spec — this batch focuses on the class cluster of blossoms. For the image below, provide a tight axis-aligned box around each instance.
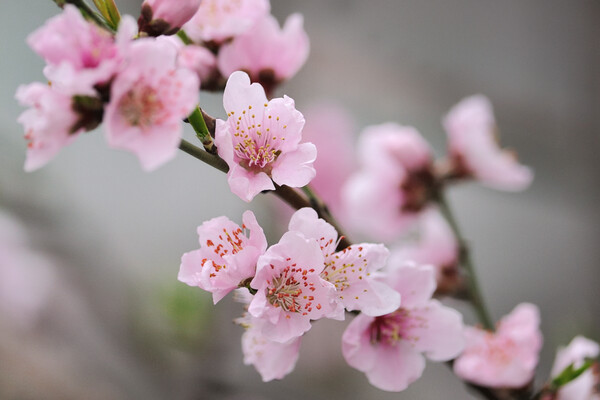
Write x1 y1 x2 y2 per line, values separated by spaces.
17 5 198 171
16 0 309 178
302 93 534 295
16 1 599 398
179 207 467 387
140 0 308 95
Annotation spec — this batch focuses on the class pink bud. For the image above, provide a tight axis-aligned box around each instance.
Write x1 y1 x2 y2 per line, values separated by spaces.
139 0 202 36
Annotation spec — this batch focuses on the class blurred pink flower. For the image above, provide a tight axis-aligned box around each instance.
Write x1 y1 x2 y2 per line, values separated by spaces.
443 95 533 191
342 263 465 392
0 211 56 330
182 0 270 43
299 104 355 217
237 311 302 382
177 44 217 86
15 82 82 172
28 5 120 93
453 303 543 388
342 123 434 242
160 35 218 88
218 14 309 91
550 336 600 400
179 211 267 303
139 0 201 36
288 208 400 317
215 71 316 202
248 231 337 343
104 38 198 170
389 208 460 293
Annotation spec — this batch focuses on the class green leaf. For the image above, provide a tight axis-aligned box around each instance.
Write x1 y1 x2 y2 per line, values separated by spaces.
92 0 108 15
551 359 594 389
92 0 121 30
103 0 121 29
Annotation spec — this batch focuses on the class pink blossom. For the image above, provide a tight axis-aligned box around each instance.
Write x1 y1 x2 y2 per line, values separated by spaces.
182 0 270 43
288 208 400 317
27 5 120 93
389 208 460 292
551 336 600 400
177 44 217 86
298 104 356 217
236 311 302 381
342 263 465 392
342 123 434 242
139 0 201 36
179 211 266 303
161 35 217 87
0 211 56 330
215 71 316 202
248 231 337 343
453 303 543 388
15 82 83 171
218 14 309 89
443 95 533 191
104 37 199 170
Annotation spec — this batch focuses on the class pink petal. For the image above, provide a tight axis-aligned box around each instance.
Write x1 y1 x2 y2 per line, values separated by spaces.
217 13 309 81
271 142 317 189
551 336 600 400
182 0 270 43
228 165 275 202
300 103 356 215
288 208 338 258
242 210 268 253
178 249 204 286
391 208 458 270
405 299 465 361
342 170 415 242
386 263 437 308
552 336 600 377
222 71 268 119
263 95 305 152
343 315 427 393
443 95 533 191
358 123 432 172
241 323 301 381
365 341 426 392
341 314 379 372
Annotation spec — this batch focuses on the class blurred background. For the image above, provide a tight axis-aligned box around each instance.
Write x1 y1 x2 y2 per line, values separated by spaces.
0 1 598 399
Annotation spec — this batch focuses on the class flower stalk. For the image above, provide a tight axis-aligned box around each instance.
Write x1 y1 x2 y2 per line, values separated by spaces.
436 191 494 330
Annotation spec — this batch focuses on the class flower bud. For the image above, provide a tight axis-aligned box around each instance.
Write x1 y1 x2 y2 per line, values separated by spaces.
138 0 201 36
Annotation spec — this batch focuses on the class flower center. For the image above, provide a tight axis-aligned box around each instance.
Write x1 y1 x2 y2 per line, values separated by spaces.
267 267 303 313
118 85 164 128
229 105 287 171
321 245 368 292
234 138 279 170
370 309 421 345
481 334 517 366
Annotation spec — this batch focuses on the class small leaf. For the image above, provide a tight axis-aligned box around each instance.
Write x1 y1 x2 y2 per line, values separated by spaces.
92 0 108 16
92 0 121 30
551 359 594 389
104 0 121 29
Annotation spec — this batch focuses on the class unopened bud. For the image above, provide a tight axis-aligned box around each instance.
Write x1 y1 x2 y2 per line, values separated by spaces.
138 0 201 37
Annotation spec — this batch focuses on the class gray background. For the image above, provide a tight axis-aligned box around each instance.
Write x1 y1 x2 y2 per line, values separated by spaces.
0 1 598 399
